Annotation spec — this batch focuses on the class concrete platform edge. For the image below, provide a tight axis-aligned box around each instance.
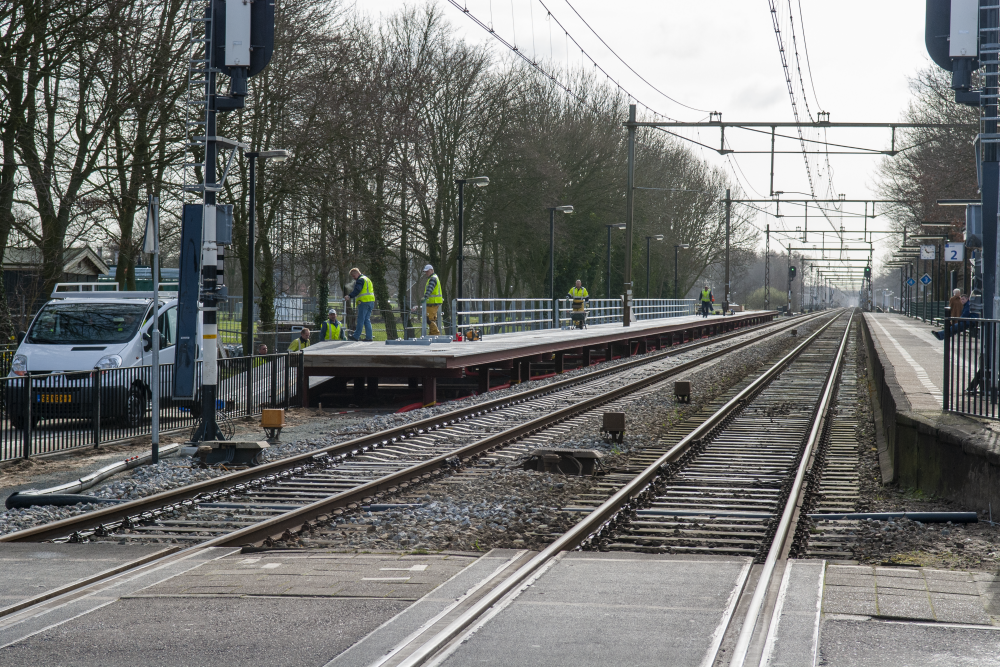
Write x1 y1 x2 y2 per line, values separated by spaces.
861 314 1000 512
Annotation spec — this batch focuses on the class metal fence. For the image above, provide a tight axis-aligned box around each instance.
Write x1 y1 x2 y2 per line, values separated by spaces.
943 316 996 418
0 353 301 462
451 298 697 334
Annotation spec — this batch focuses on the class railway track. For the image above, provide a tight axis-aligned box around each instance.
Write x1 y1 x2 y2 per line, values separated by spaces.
0 313 817 555
365 309 855 667
0 310 843 663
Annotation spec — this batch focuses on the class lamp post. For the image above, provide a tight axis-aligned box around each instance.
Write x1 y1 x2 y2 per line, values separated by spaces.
673 244 690 300
455 176 489 302
645 235 663 298
548 205 574 326
606 223 626 299
246 149 289 356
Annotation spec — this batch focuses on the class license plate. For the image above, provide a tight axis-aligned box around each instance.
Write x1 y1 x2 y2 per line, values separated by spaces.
37 394 71 403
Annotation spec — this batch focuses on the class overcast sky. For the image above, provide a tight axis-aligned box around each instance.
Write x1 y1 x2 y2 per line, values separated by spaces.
359 1 935 263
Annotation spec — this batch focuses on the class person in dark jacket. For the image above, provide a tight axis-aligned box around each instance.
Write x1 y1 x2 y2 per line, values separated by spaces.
935 294 973 339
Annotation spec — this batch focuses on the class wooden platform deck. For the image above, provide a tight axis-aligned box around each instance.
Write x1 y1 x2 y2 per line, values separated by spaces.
300 311 777 406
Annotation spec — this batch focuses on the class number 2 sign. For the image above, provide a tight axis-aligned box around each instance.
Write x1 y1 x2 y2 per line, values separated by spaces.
944 242 965 262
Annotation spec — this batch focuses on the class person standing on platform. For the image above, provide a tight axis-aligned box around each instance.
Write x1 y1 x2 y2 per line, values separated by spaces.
346 268 375 341
412 265 443 336
320 309 347 341
567 280 589 329
288 327 311 352
699 285 713 318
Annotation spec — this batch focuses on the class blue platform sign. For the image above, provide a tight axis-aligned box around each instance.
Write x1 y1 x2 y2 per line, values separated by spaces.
906 277 916 287
920 273 932 286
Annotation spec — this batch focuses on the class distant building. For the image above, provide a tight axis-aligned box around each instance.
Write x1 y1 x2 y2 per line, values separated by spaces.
3 246 110 328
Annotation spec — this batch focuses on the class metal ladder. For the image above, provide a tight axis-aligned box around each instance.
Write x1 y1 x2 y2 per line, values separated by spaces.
184 0 212 199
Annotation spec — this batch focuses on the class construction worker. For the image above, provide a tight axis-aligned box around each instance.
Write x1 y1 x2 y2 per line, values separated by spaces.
288 327 311 352
699 285 713 318
567 280 589 329
320 309 347 341
345 268 375 341
411 264 442 335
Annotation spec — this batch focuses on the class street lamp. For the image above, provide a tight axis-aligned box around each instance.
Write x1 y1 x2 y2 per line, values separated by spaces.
673 244 690 299
645 235 663 297
548 205 574 326
455 176 489 303
605 223 626 299
246 149 290 354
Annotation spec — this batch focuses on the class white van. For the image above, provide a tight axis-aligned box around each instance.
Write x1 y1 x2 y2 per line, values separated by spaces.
6 286 202 428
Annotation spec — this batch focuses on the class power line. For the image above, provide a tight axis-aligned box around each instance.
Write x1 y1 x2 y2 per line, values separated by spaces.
447 0 681 122
557 0 711 114
796 0 823 110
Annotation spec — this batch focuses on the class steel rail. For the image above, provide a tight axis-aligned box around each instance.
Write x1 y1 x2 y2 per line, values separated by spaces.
1 314 798 543
391 311 846 667
728 310 854 667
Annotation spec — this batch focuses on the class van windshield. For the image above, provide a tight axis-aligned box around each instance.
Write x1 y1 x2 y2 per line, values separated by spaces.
28 302 149 345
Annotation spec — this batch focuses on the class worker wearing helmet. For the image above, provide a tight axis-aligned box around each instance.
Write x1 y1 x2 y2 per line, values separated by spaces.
567 280 590 329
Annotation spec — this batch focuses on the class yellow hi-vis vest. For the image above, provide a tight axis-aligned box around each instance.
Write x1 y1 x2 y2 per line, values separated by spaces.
569 286 588 309
356 275 375 303
321 320 344 340
426 274 443 305
288 336 311 352
700 288 712 303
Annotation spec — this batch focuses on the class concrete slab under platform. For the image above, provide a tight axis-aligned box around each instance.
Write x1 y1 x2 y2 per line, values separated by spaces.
0 542 166 611
861 312 1000 511
0 548 480 667
438 552 753 667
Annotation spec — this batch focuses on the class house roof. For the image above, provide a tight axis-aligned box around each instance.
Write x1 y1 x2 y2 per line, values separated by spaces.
3 246 110 276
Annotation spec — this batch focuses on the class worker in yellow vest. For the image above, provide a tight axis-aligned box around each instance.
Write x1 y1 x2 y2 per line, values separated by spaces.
288 327 311 352
320 309 347 341
699 286 713 318
415 264 443 336
346 268 375 341
567 280 589 329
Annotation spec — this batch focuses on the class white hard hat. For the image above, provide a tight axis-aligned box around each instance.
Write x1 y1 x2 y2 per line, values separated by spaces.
423 264 434 272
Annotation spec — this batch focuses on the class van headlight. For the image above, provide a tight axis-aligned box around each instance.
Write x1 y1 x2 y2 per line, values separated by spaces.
11 354 27 376
94 354 123 370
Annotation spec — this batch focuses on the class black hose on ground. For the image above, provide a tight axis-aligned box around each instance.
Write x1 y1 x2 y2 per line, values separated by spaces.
5 492 123 510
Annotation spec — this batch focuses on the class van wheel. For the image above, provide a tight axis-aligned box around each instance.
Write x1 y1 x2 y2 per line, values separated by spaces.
10 411 40 430
119 386 147 428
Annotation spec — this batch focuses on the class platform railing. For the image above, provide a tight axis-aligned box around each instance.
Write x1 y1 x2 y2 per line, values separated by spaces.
452 299 556 335
943 315 997 418
0 352 300 463
451 297 699 334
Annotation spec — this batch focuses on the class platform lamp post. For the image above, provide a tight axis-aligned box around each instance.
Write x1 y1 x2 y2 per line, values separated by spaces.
548 205 574 327
455 176 490 307
673 244 689 300
644 235 663 300
246 149 290 357
605 223 626 299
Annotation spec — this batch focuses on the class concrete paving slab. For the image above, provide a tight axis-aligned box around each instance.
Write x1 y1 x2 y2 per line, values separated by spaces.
874 566 924 578
820 618 1000 667
0 596 409 667
438 554 752 667
875 593 935 620
823 594 877 616
875 576 928 591
864 314 943 411
326 550 525 667
931 596 992 625
926 580 980 595
761 560 824 667
0 543 165 610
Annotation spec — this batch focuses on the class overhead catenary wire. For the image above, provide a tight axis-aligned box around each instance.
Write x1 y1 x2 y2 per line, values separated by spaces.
557 0 711 114
446 0 685 123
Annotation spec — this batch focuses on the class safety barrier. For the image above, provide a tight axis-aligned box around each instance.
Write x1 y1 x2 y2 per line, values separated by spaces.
0 353 300 463
943 316 997 418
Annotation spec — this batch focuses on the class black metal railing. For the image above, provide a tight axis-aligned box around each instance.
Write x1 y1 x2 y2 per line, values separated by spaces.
0 352 302 463
943 316 997 418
